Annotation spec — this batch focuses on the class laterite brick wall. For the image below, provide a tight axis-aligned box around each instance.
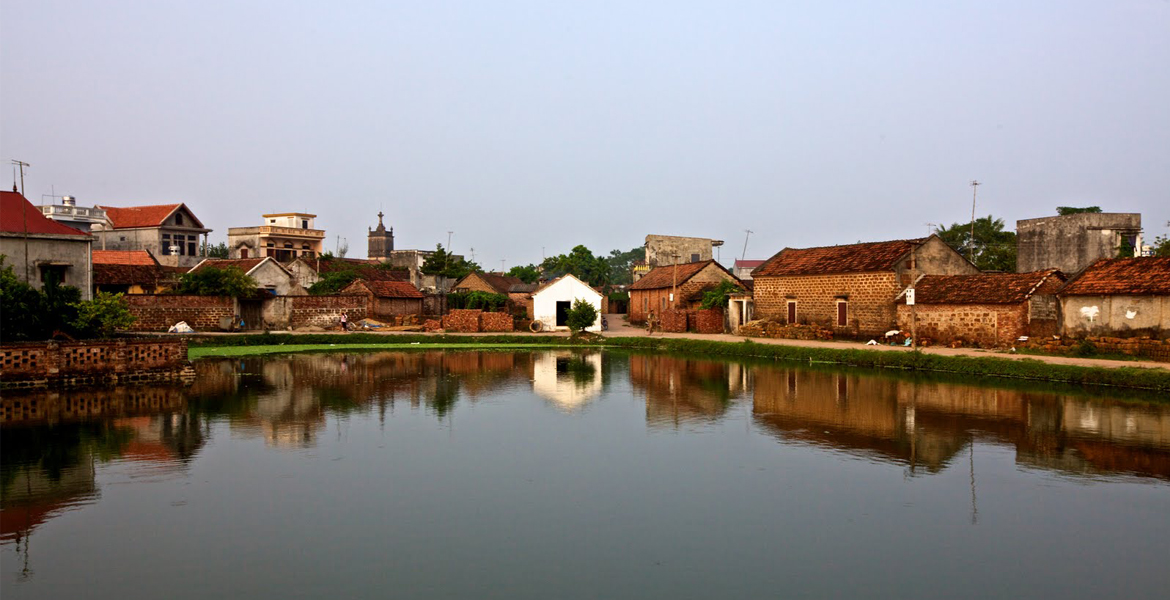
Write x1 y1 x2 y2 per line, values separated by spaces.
1 338 189 387
287 295 367 328
124 295 236 331
897 303 1028 348
753 272 899 336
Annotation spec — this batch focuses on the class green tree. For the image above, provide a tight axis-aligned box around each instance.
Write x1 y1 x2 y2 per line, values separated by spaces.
176 266 257 297
200 241 230 258
605 246 644 285
565 298 599 333
1151 234 1170 258
421 244 481 280
0 256 84 340
935 215 1017 272
309 267 360 295
506 264 542 284
542 245 612 288
72 292 137 337
1056 206 1103 216
699 280 741 310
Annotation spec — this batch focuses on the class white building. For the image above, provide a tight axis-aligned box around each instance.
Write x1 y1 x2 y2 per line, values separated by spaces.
531 274 604 332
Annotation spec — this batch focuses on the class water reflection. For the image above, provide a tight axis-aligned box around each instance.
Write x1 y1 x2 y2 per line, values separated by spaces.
532 351 602 412
629 354 749 430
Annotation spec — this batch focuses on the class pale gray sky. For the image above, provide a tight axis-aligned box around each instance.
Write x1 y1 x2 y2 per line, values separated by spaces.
3 0 1168 267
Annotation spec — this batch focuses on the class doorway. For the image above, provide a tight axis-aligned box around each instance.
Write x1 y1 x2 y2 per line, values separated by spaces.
555 301 571 327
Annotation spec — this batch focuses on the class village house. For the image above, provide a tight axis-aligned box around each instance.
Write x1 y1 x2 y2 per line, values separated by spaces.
93 203 211 269
453 272 531 296
287 256 412 291
1057 257 1170 337
1 190 93 299
628 259 745 324
37 195 108 233
635 234 724 282
188 258 307 296
752 236 977 337
340 278 424 319
733 259 766 280
92 250 175 295
1016 212 1142 274
227 213 325 261
895 270 1066 347
530 274 604 332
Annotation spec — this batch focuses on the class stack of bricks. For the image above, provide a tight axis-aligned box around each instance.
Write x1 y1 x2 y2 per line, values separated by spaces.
424 319 442 332
442 309 482 332
660 309 688 333
688 309 725 334
736 320 834 340
480 312 513 332
124 295 235 331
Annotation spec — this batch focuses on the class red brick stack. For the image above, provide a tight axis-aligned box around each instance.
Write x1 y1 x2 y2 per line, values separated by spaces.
442 309 482 332
688 309 725 334
660 309 688 333
424 319 442 332
480 312 513 332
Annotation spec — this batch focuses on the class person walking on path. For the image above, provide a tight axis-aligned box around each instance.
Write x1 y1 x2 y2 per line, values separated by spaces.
340 311 349 331
646 310 656 336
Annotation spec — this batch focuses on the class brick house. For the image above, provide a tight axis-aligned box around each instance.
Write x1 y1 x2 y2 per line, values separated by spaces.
1 190 93 299
92 250 174 295
752 236 976 337
1057 257 1170 337
453 272 532 295
895 270 1065 347
187 258 307 296
94 203 211 269
287 257 411 291
341 278 424 318
628 260 744 324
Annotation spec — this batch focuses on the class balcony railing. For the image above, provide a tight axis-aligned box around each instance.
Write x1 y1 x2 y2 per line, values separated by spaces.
40 205 107 220
227 225 325 238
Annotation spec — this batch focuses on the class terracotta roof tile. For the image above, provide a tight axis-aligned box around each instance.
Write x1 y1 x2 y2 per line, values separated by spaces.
352 279 424 299
0 191 91 237
629 260 744 291
93 263 169 286
1060 258 1170 296
97 204 182 229
754 238 924 277
189 258 267 274
907 270 1065 304
92 250 159 266
457 272 527 294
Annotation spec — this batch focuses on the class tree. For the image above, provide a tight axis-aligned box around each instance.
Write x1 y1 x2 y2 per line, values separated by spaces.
1 255 84 341
200 241 230 258
1056 206 1102 216
507 264 542 284
309 267 360 295
176 266 257 297
542 245 612 288
605 246 644 285
565 298 599 333
421 244 480 280
72 292 137 337
1151 234 1170 258
935 215 1017 272
699 280 741 310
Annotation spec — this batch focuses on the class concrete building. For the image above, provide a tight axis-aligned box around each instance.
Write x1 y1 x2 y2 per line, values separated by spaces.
1058 257 1170 337
379 248 464 291
1 190 93 299
733 259 766 280
38 195 108 233
644 234 724 269
228 213 325 262
894 270 1066 347
752 236 977 337
187 258 307 296
628 259 745 324
1017 212 1142 275
530 274 604 332
94 203 211 269
367 211 394 260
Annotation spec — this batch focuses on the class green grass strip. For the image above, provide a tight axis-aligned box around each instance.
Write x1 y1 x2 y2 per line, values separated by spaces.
190 343 575 359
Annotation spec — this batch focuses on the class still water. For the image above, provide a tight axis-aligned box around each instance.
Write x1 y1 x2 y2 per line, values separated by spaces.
2 350 1168 599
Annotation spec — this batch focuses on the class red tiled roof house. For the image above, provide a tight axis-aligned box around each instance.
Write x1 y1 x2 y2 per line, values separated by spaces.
752 236 976 336
895 270 1066 347
341 279 424 318
187 258 307 296
92 250 174 295
1 190 94 299
1058 258 1170 337
94 203 211 269
628 260 744 324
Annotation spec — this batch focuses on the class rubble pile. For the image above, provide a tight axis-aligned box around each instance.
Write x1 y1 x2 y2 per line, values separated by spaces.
423 319 442 332
735 319 834 340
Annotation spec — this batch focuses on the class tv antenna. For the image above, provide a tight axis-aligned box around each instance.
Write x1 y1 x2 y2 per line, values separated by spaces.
968 180 980 261
741 229 753 261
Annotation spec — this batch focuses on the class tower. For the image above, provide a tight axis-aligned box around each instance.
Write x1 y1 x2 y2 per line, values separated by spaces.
367 211 394 260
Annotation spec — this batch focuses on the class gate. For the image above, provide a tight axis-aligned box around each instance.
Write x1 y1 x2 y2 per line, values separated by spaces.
239 299 263 330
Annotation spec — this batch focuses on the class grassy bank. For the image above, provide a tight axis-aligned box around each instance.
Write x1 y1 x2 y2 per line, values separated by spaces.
185 333 1170 392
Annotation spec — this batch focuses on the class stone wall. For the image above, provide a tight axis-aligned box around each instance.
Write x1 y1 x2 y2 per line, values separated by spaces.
645 235 715 267
1 338 191 389
287 295 367 329
754 272 899 337
896 303 1028 348
125 295 236 331
1017 212 1140 274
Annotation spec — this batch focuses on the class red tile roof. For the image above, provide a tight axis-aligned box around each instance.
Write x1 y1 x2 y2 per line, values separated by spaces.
1060 258 1170 296
629 260 743 291
907 270 1065 305
93 263 169 286
348 279 424 299
754 238 925 277
456 272 528 294
0 191 90 236
97 204 182 229
188 258 267 274
734 259 766 269
92 250 159 266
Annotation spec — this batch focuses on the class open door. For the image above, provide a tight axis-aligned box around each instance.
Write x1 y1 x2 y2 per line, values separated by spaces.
556 301 571 327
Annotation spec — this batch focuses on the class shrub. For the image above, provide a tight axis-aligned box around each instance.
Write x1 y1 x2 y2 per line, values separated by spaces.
177 266 257 297
71 292 137 338
565 298 599 333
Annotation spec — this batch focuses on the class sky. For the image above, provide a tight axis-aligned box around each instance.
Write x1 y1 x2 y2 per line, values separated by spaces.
2 0 1168 269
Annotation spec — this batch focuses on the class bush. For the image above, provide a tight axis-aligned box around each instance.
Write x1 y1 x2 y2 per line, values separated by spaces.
71 292 137 338
448 291 508 311
699 280 741 310
0 256 84 340
565 298 599 333
177 266 257 297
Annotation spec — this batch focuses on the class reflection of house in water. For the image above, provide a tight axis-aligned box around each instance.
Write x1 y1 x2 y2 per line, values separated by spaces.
628 355 747 430
751 367 1170 479
532 351 602 412
1 455 97 545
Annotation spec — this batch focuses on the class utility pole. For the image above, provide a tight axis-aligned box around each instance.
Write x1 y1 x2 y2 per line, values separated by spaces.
671 251 679 309
741 229 753 261
500 259 505 273
968 180 980 262
12 160 31 282
910 243 918 348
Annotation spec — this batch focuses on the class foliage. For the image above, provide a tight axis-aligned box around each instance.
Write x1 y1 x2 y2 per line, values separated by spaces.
309 267 359 295
421 244 481 280
448 290 508 311
1151 234 1170 258
935 215 1017 272
176 266 257 297
565 298 599 333
542 245 612 288
507 264 542 284
71 292 137 338
605 246 644 285
699 280 742 310
200 241 230 259
0 256 85 340
607 291 629 303
1056 206 1102 216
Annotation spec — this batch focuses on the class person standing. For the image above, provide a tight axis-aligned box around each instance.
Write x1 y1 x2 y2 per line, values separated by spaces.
340 311 349 331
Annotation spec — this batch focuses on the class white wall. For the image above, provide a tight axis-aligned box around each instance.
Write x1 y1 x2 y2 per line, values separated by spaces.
532 276 603 332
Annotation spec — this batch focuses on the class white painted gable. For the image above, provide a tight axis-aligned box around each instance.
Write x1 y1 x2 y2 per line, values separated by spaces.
531 274 603 332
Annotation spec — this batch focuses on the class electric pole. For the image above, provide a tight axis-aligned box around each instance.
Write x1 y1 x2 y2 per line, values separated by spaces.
12 160 31 281
968 180 980 262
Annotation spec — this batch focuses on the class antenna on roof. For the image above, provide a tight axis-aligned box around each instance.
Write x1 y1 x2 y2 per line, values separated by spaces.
968 180 980 262
741 229 753 261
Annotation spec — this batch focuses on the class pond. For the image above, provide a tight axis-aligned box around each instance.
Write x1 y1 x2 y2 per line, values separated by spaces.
2 350 1168 599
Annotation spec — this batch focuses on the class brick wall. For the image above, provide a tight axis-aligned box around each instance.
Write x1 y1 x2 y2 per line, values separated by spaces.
287 295 367 328
896 303 1028 348
688 308 725 334
754 272 899 336
125 295 236 331
660 309 688 333
1021 337 1170 362
1 338 190 388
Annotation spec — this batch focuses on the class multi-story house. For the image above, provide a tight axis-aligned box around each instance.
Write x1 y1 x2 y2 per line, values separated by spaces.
93 203 211 269
1 190 93 298
38 195 108 233
228 213 325 262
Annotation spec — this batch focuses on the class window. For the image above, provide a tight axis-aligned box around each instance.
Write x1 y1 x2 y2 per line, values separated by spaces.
240 248 249 259
39 265 67 287
691 253 700 263
301 244 310 250
270 219 276 224
836 300 847 327
188 240 197 256
161 234 171 255
302 220 309 229
661 297 667 311
284 242 293 248
643 297 648 313
786 300 797 324
175 213 184 225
